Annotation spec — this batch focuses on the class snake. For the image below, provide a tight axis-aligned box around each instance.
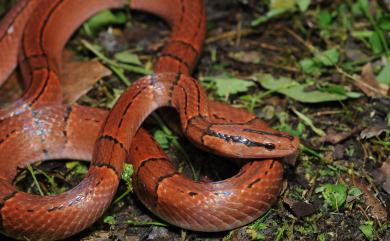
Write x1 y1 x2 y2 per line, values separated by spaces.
0 0 299 240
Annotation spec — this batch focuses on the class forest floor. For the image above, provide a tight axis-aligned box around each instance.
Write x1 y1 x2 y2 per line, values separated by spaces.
0 0 389 240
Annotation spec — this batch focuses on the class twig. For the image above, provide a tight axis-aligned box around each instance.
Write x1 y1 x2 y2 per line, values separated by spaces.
27 165 44 196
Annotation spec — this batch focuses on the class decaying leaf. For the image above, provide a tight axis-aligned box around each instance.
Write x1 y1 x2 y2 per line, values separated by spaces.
352 176 388 221
202 73 255 98
284 197 320 218
0 50 111 106
256 74 361 103
374 161 390 195
354 63 389 97
281 151 299 166
377 63 390 84
360 122 388 139
320 127 363 144
378 0 390 12
61 50 112 104
228 51 263 64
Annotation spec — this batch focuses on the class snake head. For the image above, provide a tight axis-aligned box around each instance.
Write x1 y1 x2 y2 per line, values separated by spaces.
198 120 299 159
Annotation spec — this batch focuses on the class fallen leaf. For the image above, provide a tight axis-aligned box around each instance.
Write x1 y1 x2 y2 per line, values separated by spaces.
377 62 390 84
315 183 348 210
282 151 299 166
284 197 320 218
293 108 325 136
345 41 370 62
320 127 364 144
314 48 340 66
333 144 345 160
202 73 255 98
378 0 390 12
386 197 390 222
351 176 388 221
230 227 252 241
354 63 389 97
360 122 388 139
374 161 390 195
270 0 295 10
256 74 361 103
61 50 112 104
114 50 142 65
228 51 263 64
83 10 126 33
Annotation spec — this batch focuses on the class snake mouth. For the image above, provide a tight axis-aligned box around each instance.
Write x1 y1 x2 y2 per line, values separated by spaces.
206 129 276 150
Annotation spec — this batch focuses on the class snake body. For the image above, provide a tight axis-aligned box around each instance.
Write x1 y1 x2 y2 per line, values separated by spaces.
0 0 299 240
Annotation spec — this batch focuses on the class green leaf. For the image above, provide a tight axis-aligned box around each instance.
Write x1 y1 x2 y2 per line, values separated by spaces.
348 187 363 198
292 108 325 136
285 122 305 137
351 2 364 16
121 163 134 184
369 31 383 54
296 0 311 12
318 84 362 98
256 74 359 103
252 0 311 25
318 233 328 241
377 63 390 84
203 73 255 97
314 48 340 66
104 216 115 225
114 50 142 65
315 184 347 210
84 10 126 32
378 15 390 30
338 4 353 29
106 88 124 108
246 210 271 240
251 8 287 26
270 0 295 10
359 221 374 240
65 161 88 176
299 58 321 75
387 112 390 127
317 10 333 29
153 130 169 149
357 0 369 12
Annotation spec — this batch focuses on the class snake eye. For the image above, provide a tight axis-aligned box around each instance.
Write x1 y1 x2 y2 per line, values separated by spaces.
264 143 275 150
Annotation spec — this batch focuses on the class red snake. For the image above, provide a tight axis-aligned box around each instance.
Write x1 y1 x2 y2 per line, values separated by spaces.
0 0 299 240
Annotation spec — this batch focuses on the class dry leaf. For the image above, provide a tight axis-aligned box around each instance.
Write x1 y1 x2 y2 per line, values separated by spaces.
61 50 112 104
284 197 320 218
228 51 263 64
0 50 111 105
379 0 390 11
375 161 390 194
320 127 363 144
282 151 299 166
333 144 345 160
360 122 388 139
354 63 389 97
352 176 388 221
